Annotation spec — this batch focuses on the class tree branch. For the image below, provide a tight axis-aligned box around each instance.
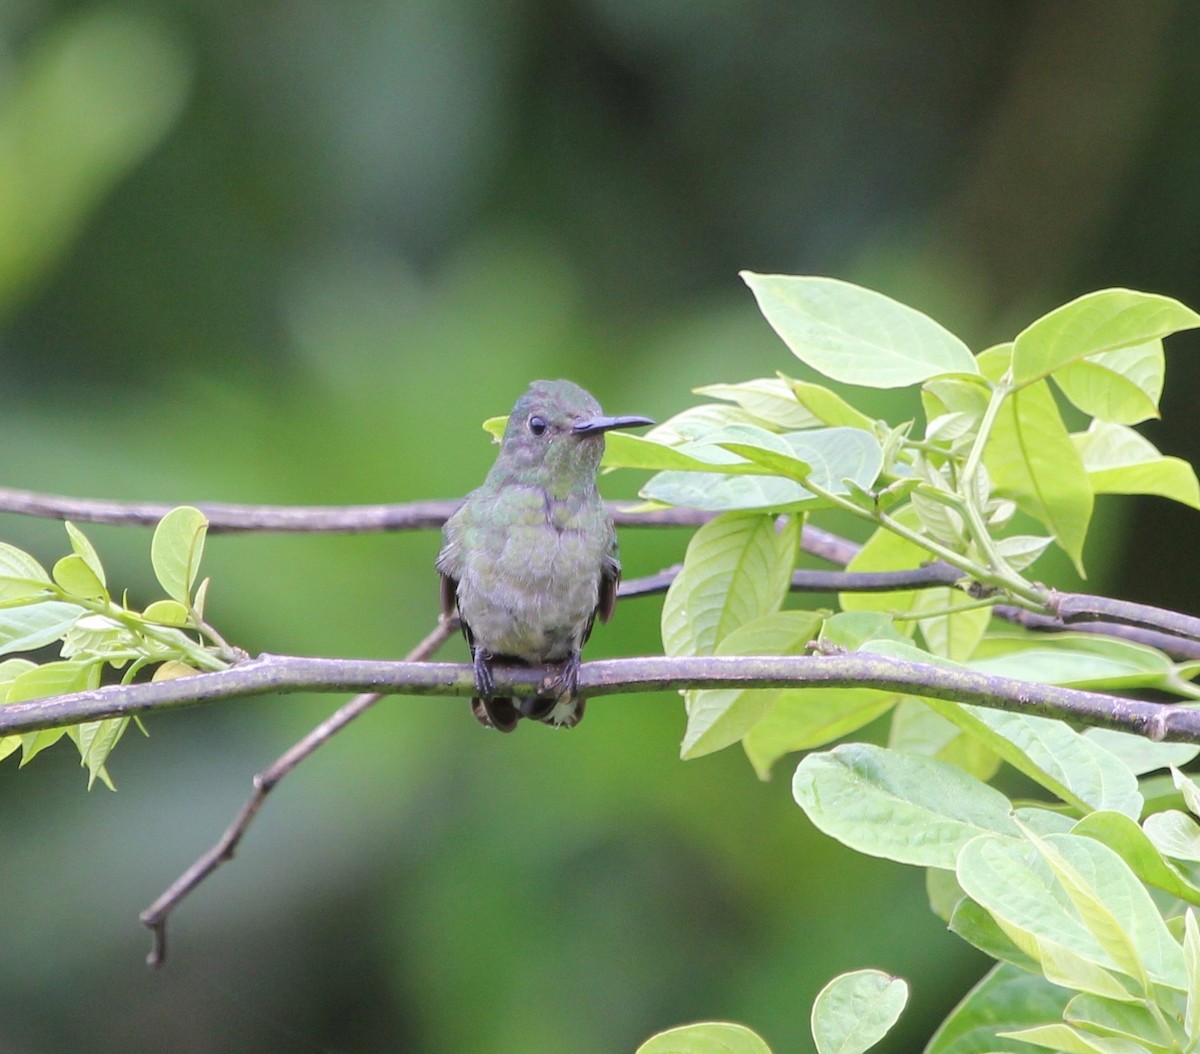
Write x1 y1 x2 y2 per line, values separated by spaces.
4 650 1196 742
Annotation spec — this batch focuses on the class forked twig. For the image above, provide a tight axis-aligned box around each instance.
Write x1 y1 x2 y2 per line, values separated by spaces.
139 616 459 968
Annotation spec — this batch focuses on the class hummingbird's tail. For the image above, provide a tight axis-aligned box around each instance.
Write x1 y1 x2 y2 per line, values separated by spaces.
471 696 520 733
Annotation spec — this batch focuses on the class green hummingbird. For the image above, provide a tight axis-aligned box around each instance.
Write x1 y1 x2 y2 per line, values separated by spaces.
437 380 653 732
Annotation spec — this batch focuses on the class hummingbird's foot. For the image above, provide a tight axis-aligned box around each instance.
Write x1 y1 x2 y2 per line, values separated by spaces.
472 646 496 698
548 650 582 701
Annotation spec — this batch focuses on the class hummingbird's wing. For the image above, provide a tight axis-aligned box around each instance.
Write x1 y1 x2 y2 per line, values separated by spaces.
597 550 620 624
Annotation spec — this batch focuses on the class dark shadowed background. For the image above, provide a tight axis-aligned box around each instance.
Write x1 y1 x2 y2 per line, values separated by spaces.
0 2 1197 1051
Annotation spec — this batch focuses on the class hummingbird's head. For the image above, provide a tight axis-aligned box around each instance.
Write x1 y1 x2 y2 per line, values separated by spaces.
490 380 653 494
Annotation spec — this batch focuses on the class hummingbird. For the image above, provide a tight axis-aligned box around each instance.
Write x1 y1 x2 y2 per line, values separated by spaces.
437 380 653 732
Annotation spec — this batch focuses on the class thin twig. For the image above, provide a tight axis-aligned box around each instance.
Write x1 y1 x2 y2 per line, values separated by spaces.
139 617 459 968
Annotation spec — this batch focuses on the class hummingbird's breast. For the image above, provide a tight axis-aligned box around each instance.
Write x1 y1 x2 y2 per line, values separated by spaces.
454 484 612 663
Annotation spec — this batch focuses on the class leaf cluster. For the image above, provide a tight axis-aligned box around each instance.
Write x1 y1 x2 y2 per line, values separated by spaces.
0 506 225 786
613 276 1200 1052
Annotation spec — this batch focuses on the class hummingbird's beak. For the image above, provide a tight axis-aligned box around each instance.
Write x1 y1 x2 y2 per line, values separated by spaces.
572 415 655 437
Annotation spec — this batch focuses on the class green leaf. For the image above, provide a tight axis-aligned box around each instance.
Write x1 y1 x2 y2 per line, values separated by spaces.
150 506 208 606
783 377 875 429
1185 909 1200 1042
969 631 1175 693
743 688 896 780
960 831 1186 993
64 521 106 586
810 969 908 1054
949 896 1044 974
52 553 107 600
1073 811 1200 905
694 377 820 430
908 699 1141 817
681 610 823 759
1011 287 1200 388
979 347 1093 574
636 1022 772 1054
643 427 883 512
1023 829 1182 991
661 513 797 657
741 272 977 387
888 700 1001 782
141 599 190 626
999 1022 1146 1053
925 963 1072 1054
1081 728 1198 776
0 542 53 601
0 600 83 656
792 743 1019 869
1051 340 1163 425
1064 991 1184 1053
956 835 1135 1000
1073 420 1200 509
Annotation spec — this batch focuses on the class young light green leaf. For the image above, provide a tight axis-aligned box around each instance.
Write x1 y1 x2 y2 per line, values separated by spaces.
52 554 108 600
978 348 1093 574
661 513 797 657
925 963 1072 1054
602 430 757 473
783 377 875 430
743 688 896 780
1011 287 1200 388
64 521 106 586
11 660 98 764
0 542 52 601
1143 810 1200 863
0 601 83 656
1174 767 1200 818
681 610 823 759
151 506 208 606
911 588 991 663
993 534 1054 572
1073 420 1200 509
810 969 908 1054
793 743 1019 869
141 599 190 626
1051 340 1163 425
636 1022 773 1054
645 426 883 512
73 716 129 790
694 377 820 430
741 272 978 387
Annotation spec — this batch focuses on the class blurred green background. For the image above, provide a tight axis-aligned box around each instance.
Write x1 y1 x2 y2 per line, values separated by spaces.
1 2 1198 1051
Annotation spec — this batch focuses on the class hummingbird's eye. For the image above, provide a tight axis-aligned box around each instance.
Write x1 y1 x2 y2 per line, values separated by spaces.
528 415 548 436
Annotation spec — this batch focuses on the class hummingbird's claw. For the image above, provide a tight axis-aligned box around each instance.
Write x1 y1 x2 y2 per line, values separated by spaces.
472 646 495 698
549 650 582 700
